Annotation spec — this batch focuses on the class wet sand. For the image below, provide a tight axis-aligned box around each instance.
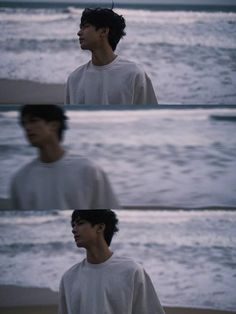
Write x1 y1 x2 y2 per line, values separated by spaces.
0 285 235 314
0 79 65 104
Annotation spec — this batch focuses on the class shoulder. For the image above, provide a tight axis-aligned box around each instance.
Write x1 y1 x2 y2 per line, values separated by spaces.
112 255 144 273
62 154 105 181
12 159 38 182
116 58 145 75
64 154 101 172
61 260 85 282
67 62 89 81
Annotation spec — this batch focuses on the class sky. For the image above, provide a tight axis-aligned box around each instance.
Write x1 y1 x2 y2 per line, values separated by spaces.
112 0 236 4
3 0 236 5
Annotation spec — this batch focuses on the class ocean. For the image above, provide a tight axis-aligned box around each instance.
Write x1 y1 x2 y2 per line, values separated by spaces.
0 107 236 207
0 3 236 104
1 3 236 311
0 209 236 311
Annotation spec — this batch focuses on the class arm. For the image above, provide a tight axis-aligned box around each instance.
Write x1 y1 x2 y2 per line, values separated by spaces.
10 177 20 210
90 167 121 209
58 278 68 314
132 267 165 314
133 72 158 105
64 77 70 105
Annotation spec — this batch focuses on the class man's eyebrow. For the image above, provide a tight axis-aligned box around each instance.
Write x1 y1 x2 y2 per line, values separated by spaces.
80 22 90 27
71 217 85 225
21 115 39 123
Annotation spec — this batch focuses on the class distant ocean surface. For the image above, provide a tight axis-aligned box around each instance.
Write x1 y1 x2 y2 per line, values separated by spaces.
0 107 236 207
0 210 236 311
1 3 236 104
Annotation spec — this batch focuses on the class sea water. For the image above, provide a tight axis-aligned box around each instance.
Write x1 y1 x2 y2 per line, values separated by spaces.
0 4 236 104
0 210 236 311
0 107 236 207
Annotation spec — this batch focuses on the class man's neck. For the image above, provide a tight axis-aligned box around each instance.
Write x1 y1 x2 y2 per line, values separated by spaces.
91 49 117 66
39 143 65 163
86 244 113 264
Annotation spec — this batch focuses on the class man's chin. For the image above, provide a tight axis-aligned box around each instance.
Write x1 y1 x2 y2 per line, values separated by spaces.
80 43 89 50
27 139 40 147
75 240 84 248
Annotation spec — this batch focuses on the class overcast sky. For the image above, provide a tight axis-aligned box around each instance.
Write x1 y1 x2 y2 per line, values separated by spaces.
5 0 236 5
113 0 236 4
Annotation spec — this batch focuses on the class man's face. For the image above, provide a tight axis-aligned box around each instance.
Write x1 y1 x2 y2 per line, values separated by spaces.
77 22 106 51
21 115 57 147
72 217 101 249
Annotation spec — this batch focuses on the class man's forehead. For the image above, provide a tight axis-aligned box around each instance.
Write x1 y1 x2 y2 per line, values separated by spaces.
22 113 38 119
21 114 42 122
80 21 91 27
72 216 84 223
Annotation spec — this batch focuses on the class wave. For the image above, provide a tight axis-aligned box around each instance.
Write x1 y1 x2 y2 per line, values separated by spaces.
1 7 236 28
0 9 69 23
65 6 83 15
2 34 235 52
209 114 236 122
126 36 236 50
0 241 74 254
0 210 71 225
0 38 78 52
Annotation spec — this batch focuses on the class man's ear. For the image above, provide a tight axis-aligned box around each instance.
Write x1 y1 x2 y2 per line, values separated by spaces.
50 121 60 134
96 223 105 233
100 27 109 38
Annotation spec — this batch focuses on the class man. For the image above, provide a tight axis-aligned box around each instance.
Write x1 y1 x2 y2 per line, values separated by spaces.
58 210 165 314
10 105 120 210
65 8 158 105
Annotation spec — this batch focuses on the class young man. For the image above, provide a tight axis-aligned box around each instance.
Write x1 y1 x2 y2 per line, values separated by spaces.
58 210 165 314
65 8 158 105
10 105 120 210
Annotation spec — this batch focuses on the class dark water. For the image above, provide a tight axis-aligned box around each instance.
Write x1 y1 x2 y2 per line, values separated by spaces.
0 210 236 311
1 108 236 207
1 4 236 104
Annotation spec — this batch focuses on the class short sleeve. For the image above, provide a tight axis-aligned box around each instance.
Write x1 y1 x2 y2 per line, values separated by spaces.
65 77 70 105
58 278 68 314
133 72 158 105
90 166 121 209
10 176 20 210
132 266 165 314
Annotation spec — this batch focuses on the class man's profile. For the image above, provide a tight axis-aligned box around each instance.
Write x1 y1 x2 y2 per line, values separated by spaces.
10 105 120 210
58 210 165 314
65 8 158 105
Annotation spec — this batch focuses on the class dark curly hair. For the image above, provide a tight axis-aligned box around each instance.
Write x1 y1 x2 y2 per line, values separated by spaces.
20 104 68 142
81 8 126 51
71 210 119 246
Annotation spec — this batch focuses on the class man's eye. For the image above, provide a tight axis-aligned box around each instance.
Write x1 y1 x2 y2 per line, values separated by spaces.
81 24 89 29
76 220 85 225
31 118 40 122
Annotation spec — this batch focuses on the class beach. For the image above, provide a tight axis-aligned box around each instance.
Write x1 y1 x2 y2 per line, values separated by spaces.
1 210 235 311
0 285 235 314
0 79 65 104
1 6 236 105
1 107 236 207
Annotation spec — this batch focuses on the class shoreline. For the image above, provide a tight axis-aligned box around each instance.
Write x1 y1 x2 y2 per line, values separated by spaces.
0 79 65 105
1 79 236 107
0 198 236 210
0 285 235 314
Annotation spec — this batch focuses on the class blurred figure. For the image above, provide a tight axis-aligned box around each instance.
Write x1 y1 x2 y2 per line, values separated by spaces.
65 8 157 104
10 105 120 210
59 210 165 314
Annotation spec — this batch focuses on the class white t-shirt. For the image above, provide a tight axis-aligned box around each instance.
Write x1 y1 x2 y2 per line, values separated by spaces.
65 56 158 105
58 254 165 314
10 153 120 210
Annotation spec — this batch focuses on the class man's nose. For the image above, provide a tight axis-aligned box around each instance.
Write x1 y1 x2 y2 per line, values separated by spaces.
77 29 82 37
72 226 76 234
